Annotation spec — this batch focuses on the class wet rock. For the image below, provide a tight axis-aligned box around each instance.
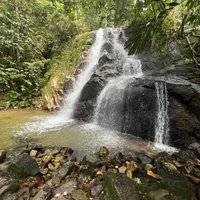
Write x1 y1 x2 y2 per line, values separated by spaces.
8 153 39 178
57 161 74 180
78 169 93 184
102 172 140 200
32 188 52 200
45 147 59 156
48 163 55 171
0 150 7 163
67 155 77 162
148 189 171 200
41 155 52 166
30 150 38 157
0 177 20 199
112 152 124 166
99 146 109 157
71 189 87 200
163 162 177 172
60 147 69 157
82 153 100 164
51 176 61 187
91 184 103 197
118 166 127 174
0 177 12 197
53 178 77 196
144 163 154 171
1 192 18 200
188 142 200 157
40 168 48 175
173 150 196 161
137 153 152 164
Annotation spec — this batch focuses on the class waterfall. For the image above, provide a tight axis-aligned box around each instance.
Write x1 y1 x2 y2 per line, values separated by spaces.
93 28 143 129
19 29 104 133
154 82 169 145
60 28 104 119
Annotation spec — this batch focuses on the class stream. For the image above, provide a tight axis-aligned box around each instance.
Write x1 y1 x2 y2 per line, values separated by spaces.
0 109 156 158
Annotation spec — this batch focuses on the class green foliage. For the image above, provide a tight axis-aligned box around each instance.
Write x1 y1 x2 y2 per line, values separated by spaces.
126 0 200 54
0 0 88 108
41 31 93 107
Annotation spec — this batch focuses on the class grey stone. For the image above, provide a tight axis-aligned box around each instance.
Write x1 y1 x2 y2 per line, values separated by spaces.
8 153 39 178
82 153 100 164
32 188 52 200
71 189 87 200
53 178 77 195
102 172 140 200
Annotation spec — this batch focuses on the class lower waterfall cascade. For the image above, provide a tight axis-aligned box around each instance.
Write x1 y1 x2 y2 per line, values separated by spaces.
17 27 190 152
154 81 169 145
93 28 143 130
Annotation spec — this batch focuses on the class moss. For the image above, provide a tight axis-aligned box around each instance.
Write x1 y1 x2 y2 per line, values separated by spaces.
102 174 121 200
41 31 94 108
136 169 196 200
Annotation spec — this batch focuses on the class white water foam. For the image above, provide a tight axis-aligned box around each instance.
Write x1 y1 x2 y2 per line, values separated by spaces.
16 29 104 134
93 28 143 127
154 81 178 153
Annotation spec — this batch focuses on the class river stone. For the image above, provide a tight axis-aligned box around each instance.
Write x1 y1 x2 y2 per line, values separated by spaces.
0 150 7 163
137 153 152 164
30 150 38 157
32 188 52 200
82 153 100 164
102 172 139 200
8 153 39 178
99 146 109 157
78 169 93 184
71 189 87 200
53 178 77 195
91 184 103 197
148 189 171 200
57 161 73 180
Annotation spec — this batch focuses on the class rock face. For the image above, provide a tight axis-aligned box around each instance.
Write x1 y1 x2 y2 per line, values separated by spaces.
71 28 200 149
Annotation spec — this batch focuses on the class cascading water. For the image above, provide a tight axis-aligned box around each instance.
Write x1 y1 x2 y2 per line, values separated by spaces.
93 28 143 129
153 82 177 152
60 28 104 119
154 82 169 145
18 29 104 133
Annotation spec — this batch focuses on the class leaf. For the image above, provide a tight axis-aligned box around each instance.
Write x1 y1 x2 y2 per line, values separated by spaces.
185 175 200 184
3 101 11 109
147 170 161 180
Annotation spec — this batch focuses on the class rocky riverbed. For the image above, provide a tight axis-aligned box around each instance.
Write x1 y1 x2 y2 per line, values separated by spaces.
0 143 200 200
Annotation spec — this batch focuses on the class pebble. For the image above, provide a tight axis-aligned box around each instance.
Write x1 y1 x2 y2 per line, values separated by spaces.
30 150 38 157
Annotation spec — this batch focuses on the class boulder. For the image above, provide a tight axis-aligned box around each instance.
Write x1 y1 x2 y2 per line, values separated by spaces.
8 153 39 178
102 172 140 200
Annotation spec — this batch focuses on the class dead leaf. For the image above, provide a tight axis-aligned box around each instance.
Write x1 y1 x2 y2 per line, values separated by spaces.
185 174 200 184
147 170 161 180
95 171 103 177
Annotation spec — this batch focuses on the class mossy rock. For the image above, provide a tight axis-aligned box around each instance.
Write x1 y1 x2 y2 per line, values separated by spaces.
137 168 196 200
41 31 94 110
101 172 140 200
8 153 39 178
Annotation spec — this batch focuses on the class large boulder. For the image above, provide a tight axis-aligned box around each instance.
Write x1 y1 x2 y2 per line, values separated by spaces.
101 172 140 200
8 153 39 178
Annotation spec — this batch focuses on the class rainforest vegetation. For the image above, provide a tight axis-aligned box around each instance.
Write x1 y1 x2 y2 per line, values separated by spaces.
0 0 199 109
